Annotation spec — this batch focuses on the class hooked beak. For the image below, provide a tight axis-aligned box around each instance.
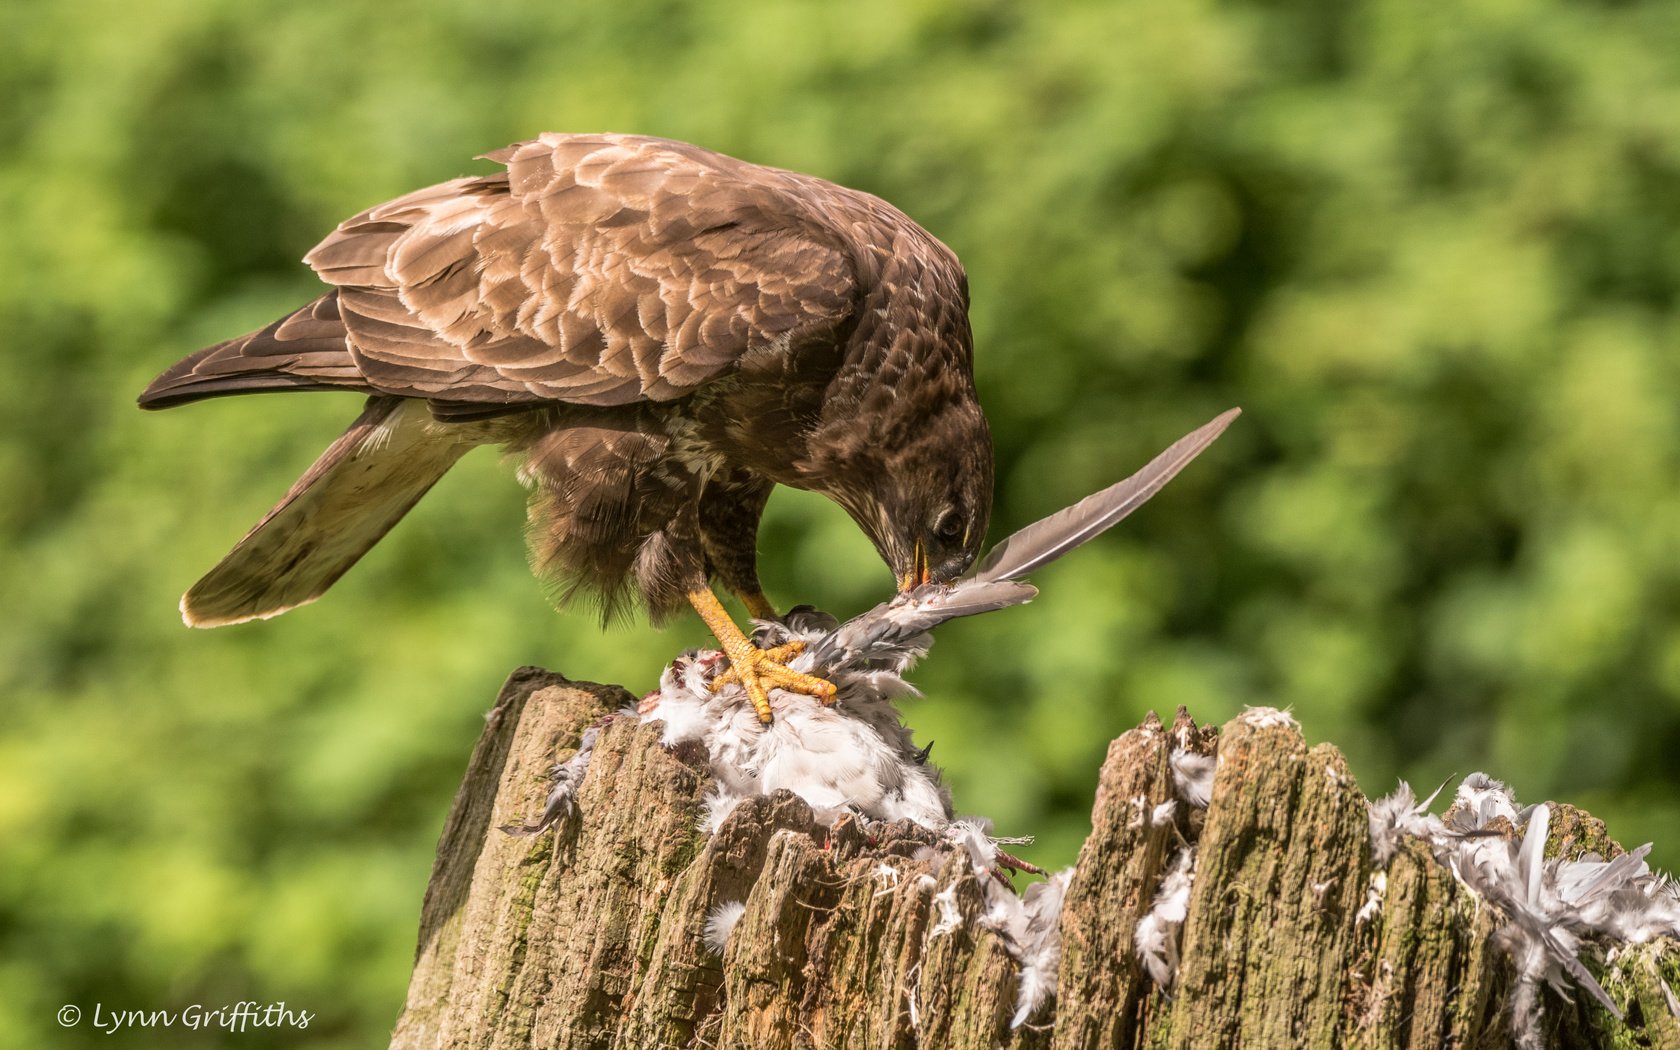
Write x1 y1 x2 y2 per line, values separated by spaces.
897 540 932 593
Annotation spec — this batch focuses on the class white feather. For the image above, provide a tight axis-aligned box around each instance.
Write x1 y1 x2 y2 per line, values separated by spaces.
1170 749 1217 809
1367 780 1446 868
1135 847 1196 988
699 786 745 834
1239 706 1298 730
703 900 747 954
1365 770 1680 1044
945 818 999 873
1356 871 1388 926
929 884 963 939
1008 870 1073 1028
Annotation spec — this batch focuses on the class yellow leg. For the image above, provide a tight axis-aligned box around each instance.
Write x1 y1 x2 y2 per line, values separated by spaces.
688 587 837 723
739 588 778 621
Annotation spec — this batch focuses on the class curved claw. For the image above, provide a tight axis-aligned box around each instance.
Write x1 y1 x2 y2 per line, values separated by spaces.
711 640 839 723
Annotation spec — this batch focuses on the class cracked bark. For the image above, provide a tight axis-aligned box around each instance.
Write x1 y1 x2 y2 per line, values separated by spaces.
389 669 1680 1049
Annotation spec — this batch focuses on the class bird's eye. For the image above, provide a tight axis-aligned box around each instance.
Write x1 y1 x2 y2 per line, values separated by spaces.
933 507 965 544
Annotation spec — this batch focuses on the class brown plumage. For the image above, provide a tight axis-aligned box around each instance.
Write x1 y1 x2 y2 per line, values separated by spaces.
140 133 993 718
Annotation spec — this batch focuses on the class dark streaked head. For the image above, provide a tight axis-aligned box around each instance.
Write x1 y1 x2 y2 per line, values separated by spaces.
828 397 994 594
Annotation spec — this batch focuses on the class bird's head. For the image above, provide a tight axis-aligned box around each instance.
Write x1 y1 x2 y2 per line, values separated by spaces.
824 397 994 594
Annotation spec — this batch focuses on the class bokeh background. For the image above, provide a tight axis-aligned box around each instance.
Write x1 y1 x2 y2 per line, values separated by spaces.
7 0 1680 1045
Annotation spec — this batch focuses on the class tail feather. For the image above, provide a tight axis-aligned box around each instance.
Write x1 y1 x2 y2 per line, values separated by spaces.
139 293 366 410
182 398 473 627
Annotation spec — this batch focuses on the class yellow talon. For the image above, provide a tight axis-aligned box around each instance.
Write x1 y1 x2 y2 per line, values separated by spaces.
687 588 838 723
711 640 838 723
713 639 806 675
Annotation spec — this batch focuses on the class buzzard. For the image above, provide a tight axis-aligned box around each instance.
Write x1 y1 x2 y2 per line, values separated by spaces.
139 133 993 723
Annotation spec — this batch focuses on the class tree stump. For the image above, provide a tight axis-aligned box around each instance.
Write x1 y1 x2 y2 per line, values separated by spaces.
388 668 1680 1049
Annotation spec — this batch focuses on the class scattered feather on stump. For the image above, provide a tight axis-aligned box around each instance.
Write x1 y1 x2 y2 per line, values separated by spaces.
1365 773 1680 1049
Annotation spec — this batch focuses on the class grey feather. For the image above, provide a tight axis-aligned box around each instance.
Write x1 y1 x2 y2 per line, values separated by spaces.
807 578 1037 673
1395 777 1680 1041
972 407 1240 584
500 724 601 836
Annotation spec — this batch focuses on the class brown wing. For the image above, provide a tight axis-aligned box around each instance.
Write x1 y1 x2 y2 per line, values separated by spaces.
304 134 859 407
137 293 368 409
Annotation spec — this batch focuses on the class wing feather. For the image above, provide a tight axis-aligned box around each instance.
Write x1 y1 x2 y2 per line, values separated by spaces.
136 294 364 408
303 134 860 407
973 408 1241 583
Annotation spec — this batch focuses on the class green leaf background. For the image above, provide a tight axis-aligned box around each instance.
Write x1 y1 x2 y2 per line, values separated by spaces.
6 0 1680 1044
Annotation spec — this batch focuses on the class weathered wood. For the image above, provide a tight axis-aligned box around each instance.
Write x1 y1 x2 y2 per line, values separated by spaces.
1352 838 1505 1048
390 670 1680 1049
1052 711 1176 1048
1169 721 1369 1047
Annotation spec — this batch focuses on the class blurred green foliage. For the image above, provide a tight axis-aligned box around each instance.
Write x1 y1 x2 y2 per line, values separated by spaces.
6 0 1680 1045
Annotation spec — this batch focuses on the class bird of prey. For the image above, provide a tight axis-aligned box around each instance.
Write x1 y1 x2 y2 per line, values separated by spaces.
138 133 993 723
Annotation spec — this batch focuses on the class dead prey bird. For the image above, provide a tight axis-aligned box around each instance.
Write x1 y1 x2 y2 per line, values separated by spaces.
138 134 993 722
627 409 1239 831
